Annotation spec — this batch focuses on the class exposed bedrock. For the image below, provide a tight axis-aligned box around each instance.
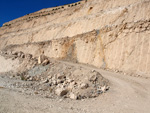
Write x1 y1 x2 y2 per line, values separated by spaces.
0 0 150 77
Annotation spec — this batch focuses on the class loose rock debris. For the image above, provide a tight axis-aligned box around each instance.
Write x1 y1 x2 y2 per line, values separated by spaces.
0 51 109 100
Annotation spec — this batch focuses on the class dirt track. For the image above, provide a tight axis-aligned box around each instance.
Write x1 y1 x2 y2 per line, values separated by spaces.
0 60 150 113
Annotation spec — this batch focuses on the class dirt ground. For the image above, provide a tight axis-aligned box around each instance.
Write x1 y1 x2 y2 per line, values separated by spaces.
0 58 150 113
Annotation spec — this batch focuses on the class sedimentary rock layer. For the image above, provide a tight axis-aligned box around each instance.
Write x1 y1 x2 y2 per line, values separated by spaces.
0 0 150 77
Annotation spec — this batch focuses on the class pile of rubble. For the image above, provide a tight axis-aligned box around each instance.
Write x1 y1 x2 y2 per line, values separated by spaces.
0 50 109 100
0 50 50 70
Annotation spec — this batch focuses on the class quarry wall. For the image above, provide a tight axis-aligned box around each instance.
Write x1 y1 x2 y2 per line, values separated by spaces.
0 0 150 77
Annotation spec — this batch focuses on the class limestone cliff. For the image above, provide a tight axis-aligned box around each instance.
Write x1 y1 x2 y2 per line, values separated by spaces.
0 0 150 77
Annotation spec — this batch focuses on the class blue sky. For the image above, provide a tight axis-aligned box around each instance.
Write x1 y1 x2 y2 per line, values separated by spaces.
0 0 80 27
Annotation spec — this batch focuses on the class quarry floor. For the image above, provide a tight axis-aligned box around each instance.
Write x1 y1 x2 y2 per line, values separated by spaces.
0 60 150 113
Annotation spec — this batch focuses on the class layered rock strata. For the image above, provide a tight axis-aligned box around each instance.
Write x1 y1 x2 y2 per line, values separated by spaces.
0 0 150 77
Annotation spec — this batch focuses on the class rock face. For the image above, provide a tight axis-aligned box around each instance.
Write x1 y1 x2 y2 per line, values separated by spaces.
0 0 150 77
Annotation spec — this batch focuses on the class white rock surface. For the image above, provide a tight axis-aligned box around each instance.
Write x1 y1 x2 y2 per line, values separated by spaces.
0 55 19 73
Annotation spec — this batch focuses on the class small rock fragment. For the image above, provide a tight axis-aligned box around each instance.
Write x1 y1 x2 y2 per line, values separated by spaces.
28 77 33 81
26 54 32 59
92 69 96 72
38 55 48 64
80 83 89 89
12 51 18 55
7 50 12 55
41 79 49 84
17 51 23 57
89 75 97 81
42 59 49 66
68 82 76 90
101 86 109 93
69 93 78 100
21 54 25 58
55 88 68 96
57 79 65 84
57 73 66 79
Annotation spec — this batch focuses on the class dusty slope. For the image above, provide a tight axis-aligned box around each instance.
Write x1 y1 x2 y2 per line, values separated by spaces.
0 61 150 113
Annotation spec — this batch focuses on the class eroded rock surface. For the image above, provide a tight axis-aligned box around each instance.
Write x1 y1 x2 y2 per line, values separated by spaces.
0 0 150 77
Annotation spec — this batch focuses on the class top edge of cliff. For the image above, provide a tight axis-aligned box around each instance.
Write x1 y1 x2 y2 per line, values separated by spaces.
2 0 88 27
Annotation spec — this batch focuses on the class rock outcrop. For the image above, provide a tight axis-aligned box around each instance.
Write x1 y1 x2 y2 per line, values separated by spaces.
0 0 150 77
